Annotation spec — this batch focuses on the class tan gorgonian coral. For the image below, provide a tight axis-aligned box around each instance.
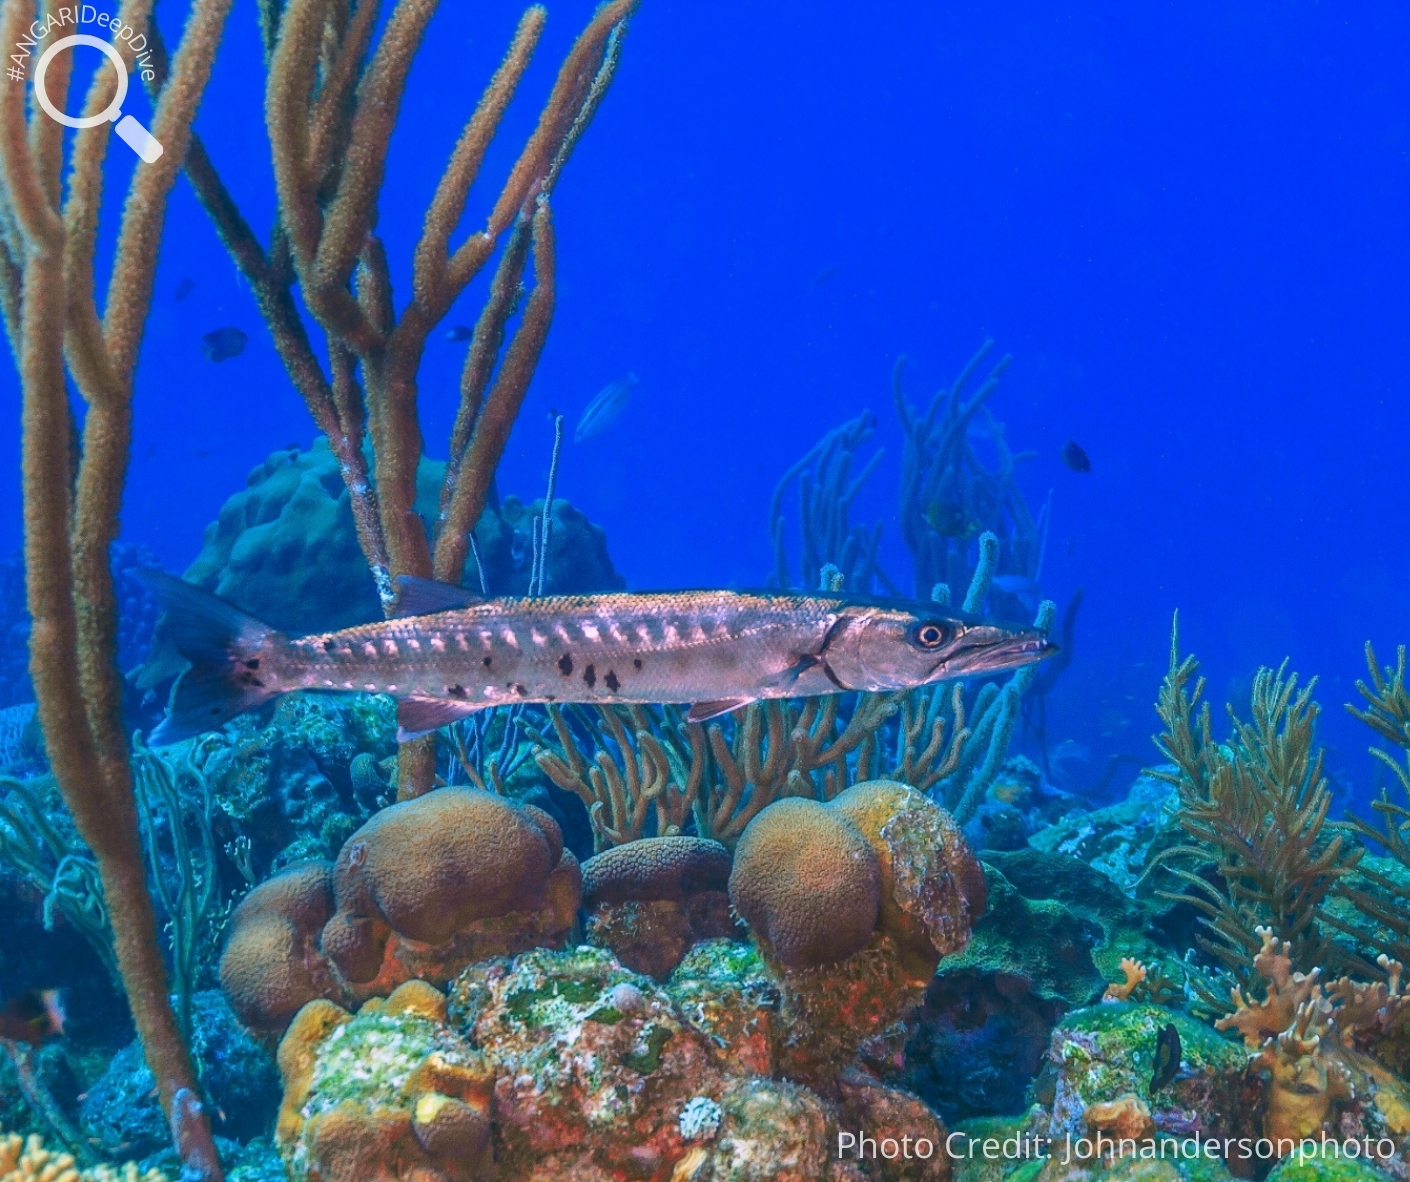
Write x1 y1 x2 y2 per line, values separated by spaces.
0 0 234 1171
1152 617 1360 983
1336 643 1410 969
170 0 638 797
532 689 969 852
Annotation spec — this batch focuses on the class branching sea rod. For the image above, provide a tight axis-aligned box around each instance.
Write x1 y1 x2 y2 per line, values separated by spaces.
0 0 235 1171
170 0 639 797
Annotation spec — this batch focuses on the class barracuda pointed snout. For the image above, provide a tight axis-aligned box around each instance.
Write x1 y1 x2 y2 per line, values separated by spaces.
941 624 1059 679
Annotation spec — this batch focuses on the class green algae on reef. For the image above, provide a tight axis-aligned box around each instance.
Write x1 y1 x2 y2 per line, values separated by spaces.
299 1006 472 1121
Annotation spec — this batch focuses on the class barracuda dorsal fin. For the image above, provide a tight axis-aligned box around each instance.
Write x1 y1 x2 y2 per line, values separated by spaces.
392 575 484 617
687 697 757 723
396 697 484 740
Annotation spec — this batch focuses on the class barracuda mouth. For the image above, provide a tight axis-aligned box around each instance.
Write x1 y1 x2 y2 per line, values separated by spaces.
940 627 1059 678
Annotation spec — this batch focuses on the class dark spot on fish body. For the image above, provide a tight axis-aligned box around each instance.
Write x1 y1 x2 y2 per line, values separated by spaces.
558 653 574 676
244 658 260 670
514 684 528 697
633 658 643 670
448 685 467 699
483 656 492 667
604 670 620 692
583 664 597 688
323 640 336 653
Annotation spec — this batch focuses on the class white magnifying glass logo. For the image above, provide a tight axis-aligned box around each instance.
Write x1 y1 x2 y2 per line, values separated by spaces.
32 34 163 164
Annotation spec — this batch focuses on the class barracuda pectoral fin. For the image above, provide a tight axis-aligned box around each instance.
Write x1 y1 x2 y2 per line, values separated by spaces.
686 697 757 723
392 576 484 618
396 696 485 740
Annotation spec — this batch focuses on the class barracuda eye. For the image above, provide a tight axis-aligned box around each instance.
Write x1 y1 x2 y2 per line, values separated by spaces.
912 621 952 650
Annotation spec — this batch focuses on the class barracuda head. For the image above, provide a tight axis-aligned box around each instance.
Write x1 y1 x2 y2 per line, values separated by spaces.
824 602 1057 692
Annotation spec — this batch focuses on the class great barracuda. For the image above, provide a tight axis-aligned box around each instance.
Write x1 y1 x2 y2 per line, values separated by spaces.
140 572 1056 745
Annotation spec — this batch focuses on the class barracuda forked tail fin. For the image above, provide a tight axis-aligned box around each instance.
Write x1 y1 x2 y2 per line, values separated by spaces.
137 571 287 745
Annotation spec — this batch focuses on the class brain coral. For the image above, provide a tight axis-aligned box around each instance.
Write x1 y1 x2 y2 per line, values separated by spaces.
220 787 582 1037
581 836 731 904
728 797 882 970
581 836 738 979
181 438 624 635
728 781 986 1091
220 861 339 1037
324 787 571 979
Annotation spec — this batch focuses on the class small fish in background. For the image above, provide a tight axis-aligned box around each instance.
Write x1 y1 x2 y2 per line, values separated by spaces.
201 326 248 362
575 372 639 443
174 277 195 303
991 574 1041 612
812 263 840 285
924 498 981 540
1049 738 1092 775
444 325 474 342
0 988 66 1046
1061 439 1091 472
1150 1022 1181 1094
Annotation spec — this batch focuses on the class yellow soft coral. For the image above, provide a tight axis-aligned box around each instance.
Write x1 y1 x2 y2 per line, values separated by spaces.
0 1132 167 1182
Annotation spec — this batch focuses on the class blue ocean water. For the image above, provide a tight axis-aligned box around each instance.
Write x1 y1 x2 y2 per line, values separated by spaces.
1 0 1407 800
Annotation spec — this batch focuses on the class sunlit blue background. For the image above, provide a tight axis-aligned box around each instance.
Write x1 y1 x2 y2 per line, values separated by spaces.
1 1 1407 799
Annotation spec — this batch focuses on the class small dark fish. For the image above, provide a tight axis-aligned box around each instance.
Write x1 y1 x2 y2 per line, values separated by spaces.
0 989 66 1046
1061 440 1091 472
445 325 474 342
812 264 840 285
991 574 1041 611
1150 1022 1181 1094
575 373 639 443
924 499 981 540
174 277 195 303
201 327 248 362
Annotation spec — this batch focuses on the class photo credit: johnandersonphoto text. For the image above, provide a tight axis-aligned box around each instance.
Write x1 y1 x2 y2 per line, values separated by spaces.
835 1129 1400 1168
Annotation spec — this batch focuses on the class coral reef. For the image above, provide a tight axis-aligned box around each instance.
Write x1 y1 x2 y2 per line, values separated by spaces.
901 846 1182 1124
1213 929 1410 1150
277 944 953 1181
730 780 985 1089
193 692 396 874
769 410 898 595
79 992 279 1162
1153 624 1361 985
893 342 1048 606
580 836 738 979
220 787 580 1037
0 1131 168 1182
171 441 623 638
1034 1002 1249 1149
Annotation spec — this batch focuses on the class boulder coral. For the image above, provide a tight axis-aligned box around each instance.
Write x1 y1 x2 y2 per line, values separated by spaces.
278 943 949 1181
729 780 985 1089
180 439 624 635
220 860 340 1038
581 836 738 979
728 797 882 971
276 980 494 1182
220 787 581 1037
